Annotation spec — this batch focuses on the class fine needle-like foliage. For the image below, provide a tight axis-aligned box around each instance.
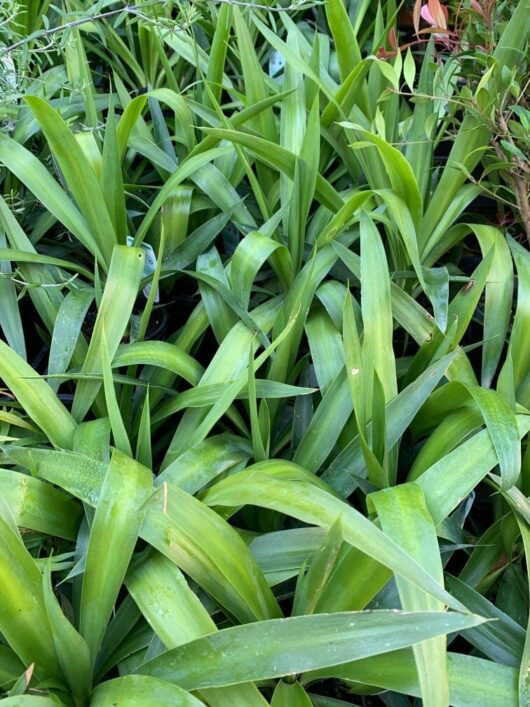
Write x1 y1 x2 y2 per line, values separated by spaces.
0 0 529 705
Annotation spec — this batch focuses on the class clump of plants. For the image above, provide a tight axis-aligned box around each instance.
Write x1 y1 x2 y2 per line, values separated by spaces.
0 0 529 705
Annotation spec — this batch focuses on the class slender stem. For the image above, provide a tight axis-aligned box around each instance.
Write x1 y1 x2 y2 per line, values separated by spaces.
0 0 314 58
0 3 152 57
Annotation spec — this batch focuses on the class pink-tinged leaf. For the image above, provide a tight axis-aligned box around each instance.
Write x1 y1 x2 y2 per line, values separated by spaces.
427 0 448 28
421 5 435 25
24 663 35 687
469 0 486 19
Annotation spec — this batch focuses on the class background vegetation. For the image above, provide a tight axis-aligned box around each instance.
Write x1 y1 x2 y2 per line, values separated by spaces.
0 0 529 704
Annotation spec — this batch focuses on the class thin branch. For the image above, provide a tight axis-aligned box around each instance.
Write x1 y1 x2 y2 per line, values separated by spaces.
0 0 313 59
0 3 153 57
195 0 316 11
496 113 530 245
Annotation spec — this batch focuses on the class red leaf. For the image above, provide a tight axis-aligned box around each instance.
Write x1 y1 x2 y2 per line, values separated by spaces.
377 47 394 59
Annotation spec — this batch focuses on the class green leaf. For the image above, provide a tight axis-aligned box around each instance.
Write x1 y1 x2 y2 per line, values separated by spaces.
0 469 81 540
203 468 468 611
113 341 202 386
48 288 93 393
423 265 449 334
156 435 251 494
126 550 215 649
344 126 423 225
136 389 152 469
513 516 530 705
141 484 281 623
462 384 521 489
293 369 351 472
162 300 293 464
0 646 24 686
24 96 116 264
72 245 144 421
315 191 372 248
272 680 313 706
288 98 320 271
324 0 361 81
101 101 127 245
403 47 416 92
0 234 25 358
306 304 344 392
0 135 105 267
293 520 344 616
0 698 59 706
504 236 530 408
416 415 530 525
445 574 525 666
42 566 91 704
0 342 77 449
304 651 518 706
369 484 449 707
233 7 276 145
205 3 232 107
248 344 268 462
134 147 234 245
199 128 343 213
140 611 484 690
101 327 132 456
90 675 204 706
359 212 397 408
0 513 60 678
126 549 269 706
3 447 106 507
418 378 524 490
229 231 287 310
80 449 152 664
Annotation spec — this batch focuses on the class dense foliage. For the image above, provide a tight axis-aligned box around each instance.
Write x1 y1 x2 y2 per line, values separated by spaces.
0 0 529 704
